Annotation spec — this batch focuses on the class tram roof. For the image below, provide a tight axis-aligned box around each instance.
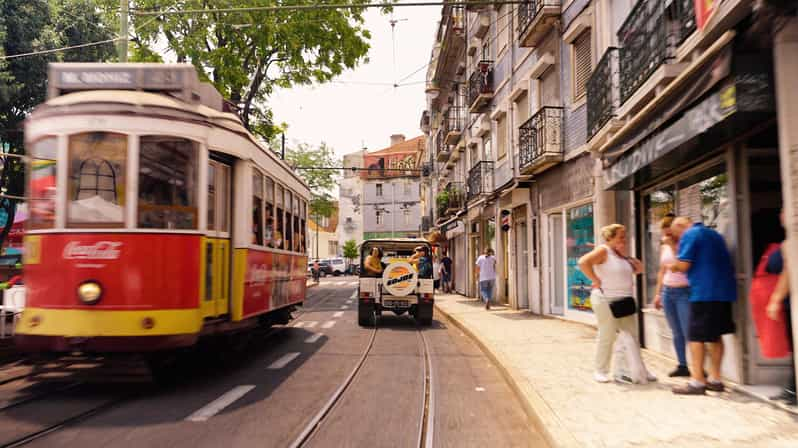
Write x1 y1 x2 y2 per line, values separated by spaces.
29 89 309 194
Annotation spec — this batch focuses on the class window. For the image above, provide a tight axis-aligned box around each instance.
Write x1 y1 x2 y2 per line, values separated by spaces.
482 136 492 162
376 210 383 225
252 170 264 245
207 162 229 233
138 136 199 229
28 137 58 229
376 183 383 196
328 241 338 256
208 164 216 231
404 209 411 225
496 114 507 159
68 132 127 227
264 177 275 247
286 191 294 252
572 30 592 100
404 182 412 195
275 184 284 249
497 6 508 53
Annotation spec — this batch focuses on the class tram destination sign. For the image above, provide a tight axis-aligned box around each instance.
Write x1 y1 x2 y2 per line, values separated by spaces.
49 64 189 97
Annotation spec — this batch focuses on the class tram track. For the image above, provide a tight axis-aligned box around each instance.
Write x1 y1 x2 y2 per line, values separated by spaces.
288 312 436 448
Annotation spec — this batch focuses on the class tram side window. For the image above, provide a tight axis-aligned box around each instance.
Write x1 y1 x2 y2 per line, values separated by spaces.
275 184 284 249
300 200 307 254
138 136 198 229
252 170 263 245
208 164 216 231
67 132 127 227
286 191 294 253
264 177 275 248
28 137 58 229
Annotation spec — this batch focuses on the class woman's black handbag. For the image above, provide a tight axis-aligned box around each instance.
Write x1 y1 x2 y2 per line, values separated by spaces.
609 296 637 318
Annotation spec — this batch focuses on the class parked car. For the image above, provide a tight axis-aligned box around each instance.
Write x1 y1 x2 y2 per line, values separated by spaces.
307 260 333 277
322 258 346 276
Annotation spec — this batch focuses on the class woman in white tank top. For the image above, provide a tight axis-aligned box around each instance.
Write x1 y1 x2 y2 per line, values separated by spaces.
578 224 656 384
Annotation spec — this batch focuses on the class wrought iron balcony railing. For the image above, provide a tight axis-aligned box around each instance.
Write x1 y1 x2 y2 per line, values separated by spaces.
467 161 494 201
617 0 696 105
437 182 465 219
587 47 620 139
467 61 494 113
517 0 561 48
518 107 564 174
445 105 465 145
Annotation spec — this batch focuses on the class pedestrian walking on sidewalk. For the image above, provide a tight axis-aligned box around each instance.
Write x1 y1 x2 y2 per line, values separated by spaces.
653 214 692 377
441 251 453 293
433 256 442 291
668 217 737 395
578 224 656 384
475 248 496 310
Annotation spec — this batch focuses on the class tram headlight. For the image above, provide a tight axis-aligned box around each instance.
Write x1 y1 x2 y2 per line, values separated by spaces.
77 281 102 304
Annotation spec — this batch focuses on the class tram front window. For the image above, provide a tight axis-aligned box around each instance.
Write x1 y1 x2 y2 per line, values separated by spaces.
67 132 127 227
138 136 198 229
29 137 57 229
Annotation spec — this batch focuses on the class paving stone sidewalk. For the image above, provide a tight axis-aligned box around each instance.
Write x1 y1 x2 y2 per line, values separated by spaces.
434 294 798 448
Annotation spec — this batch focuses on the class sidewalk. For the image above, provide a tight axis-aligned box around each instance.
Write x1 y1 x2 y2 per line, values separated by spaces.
434 294 798 448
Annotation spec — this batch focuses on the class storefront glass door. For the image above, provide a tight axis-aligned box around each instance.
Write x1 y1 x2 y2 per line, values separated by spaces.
566 204 594 312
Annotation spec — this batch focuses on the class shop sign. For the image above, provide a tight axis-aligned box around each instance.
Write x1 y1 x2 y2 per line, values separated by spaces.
604 84 737 189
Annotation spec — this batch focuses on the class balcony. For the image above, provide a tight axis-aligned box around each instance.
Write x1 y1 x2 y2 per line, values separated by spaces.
467 61 494 113
435 128 450 163
518 107 564 175
617 0 696 105
517 0 561 48
436 182 465 221
467 161 494 202
445 105 465 145
587 48 620 139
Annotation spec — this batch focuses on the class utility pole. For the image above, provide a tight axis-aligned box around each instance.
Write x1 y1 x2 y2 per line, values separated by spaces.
281 133 286 160
119 0 129 62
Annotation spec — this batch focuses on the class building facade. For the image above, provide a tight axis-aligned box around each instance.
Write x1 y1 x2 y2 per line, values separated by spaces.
361 135 425 240
423 0 798 389
309 203 339 260
338 149 365 249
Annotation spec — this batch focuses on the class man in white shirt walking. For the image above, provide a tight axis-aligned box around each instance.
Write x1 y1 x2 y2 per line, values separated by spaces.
475 248 497 310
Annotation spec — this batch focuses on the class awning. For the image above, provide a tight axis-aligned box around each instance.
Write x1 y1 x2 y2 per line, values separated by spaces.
603 48 775 190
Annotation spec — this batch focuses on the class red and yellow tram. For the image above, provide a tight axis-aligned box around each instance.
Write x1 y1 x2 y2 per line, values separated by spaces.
16 63 309 353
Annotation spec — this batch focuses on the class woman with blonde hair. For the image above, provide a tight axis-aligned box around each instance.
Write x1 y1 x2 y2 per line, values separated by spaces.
653 213 691 377
578 224 656 384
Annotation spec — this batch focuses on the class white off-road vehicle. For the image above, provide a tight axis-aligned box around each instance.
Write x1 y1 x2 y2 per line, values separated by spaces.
357 239 435 326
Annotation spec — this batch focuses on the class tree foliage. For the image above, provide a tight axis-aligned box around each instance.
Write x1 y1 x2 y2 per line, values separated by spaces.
285 141 339 219
113 0 373 140
342 239 358 263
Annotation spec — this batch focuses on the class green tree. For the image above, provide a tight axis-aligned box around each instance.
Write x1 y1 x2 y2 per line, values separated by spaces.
285 141 339 220
342 239 358 264
0 0 114 251
114 0 373 140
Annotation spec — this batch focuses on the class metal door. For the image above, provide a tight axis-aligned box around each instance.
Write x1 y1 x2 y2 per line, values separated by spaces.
549 213 564 315
202 159 232 319
515 219 529 309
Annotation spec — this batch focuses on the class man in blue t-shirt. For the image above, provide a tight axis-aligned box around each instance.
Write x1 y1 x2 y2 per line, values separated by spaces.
667 217 737 395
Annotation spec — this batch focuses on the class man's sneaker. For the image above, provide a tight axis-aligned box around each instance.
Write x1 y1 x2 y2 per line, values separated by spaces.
485 301 490 310
706 381 725 392
672 382 706 395
614 374 634 384
594 372 611 383
646 372 658 382
668 365 691 377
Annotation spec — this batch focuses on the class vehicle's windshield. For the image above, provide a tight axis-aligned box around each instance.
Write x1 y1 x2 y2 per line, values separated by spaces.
360 242 433 279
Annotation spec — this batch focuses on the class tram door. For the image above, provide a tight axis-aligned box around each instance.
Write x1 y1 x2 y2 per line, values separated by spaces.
203 159 232 318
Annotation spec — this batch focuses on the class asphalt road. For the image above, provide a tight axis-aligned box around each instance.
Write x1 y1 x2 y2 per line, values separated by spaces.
0 277 545 447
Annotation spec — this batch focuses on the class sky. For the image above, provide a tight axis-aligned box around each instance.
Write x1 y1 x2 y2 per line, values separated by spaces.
269 4 439 161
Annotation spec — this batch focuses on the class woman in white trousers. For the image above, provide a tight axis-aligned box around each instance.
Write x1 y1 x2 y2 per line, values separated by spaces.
578 224 656 384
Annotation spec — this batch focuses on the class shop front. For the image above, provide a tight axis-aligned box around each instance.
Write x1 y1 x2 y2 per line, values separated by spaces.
538 154 596 324
602 44 784 385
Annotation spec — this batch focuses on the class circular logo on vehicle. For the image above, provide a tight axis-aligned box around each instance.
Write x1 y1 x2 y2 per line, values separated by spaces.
382 261 418 297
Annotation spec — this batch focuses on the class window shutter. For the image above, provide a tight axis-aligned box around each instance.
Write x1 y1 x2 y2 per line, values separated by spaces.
573 31 592 100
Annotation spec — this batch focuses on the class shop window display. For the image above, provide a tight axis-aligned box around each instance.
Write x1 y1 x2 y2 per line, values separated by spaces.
567 204 594 311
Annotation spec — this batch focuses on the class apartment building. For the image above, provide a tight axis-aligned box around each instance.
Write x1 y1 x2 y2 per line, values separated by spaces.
423 0 798 390
338 149 365 249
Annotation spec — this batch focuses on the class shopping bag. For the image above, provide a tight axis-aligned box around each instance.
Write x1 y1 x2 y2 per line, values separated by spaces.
617 330 649 384
750 243 791 359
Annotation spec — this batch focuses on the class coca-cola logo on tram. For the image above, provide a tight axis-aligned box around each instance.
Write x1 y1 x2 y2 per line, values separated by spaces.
62 241 123 260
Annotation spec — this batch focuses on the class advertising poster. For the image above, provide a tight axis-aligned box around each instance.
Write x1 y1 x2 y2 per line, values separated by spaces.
566 204 594 312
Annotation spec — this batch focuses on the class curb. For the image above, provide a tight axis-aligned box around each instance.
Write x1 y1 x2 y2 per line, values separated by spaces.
434 303 579 448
